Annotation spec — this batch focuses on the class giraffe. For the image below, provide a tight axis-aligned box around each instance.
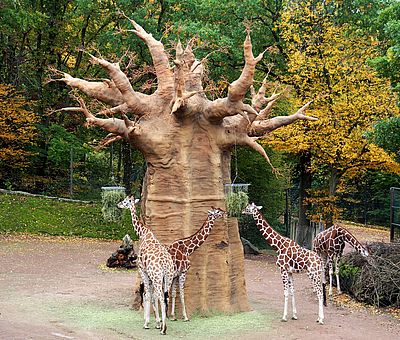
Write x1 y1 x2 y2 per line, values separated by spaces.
168 207 227 321
117 196 174 335
242 203 324 324
313 224 369 303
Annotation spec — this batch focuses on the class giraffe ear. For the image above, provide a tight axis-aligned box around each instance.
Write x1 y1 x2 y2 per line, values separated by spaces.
257 205 263 210
134 198 140 205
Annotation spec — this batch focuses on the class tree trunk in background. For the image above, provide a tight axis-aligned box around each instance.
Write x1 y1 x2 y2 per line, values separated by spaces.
326 167 339 228
122 142 132 194
296 152 312 248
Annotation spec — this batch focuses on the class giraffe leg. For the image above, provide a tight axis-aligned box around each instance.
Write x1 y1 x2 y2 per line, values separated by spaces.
321 258 327 306
152 294 161 329
335 254 342 294
170 277 178 321
158 289 168 335
179 273 189 321
316 275 325 324
310 269 324 325
280 269 289 322
328 259 334 297
288 273 297 320
140 270 151 329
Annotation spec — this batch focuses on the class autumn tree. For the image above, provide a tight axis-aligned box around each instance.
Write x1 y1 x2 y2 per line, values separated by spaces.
50 12 316 313
269 0 400 247
0 84 37 183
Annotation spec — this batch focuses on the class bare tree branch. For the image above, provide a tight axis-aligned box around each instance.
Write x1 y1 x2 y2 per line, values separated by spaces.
228 28 264 103
47 68 124 107
120 11 174 95
89 54 149 116
248 101 317 137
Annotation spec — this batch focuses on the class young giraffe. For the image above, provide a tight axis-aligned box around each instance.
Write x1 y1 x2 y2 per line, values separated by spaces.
242 203 324 324
168 207 227 321
313 224 369 302
117 196 174 335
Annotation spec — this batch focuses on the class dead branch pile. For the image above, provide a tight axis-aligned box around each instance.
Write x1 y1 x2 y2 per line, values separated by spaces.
340 242 400 308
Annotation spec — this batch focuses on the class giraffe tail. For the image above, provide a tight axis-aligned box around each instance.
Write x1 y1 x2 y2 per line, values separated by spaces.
163 275 169 317
322 282 327 307
139 282 145 308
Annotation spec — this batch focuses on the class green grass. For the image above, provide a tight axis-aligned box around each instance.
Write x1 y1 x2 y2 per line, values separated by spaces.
0 193 136 240
56 301 273 339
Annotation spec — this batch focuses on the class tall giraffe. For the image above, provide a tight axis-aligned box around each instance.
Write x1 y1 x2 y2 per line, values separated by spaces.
117 196 174 335
242 203 324 324
313 224 369 301
168 207 227 321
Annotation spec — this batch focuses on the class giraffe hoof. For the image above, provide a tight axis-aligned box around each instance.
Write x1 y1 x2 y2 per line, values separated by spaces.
281 318 288 322
291 316 298 320
316 319 324 325
143 325 150 330
183 318 190 322
171 318 177 321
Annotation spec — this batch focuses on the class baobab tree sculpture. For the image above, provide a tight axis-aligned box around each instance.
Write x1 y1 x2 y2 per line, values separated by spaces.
50 14 316 314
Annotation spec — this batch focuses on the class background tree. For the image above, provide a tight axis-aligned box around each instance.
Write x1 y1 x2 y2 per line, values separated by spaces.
268 0 400 247
0 84 37 184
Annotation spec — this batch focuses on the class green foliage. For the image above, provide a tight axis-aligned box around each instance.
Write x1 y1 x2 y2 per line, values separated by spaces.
101 188 126 222
234 146 289 247
226 191 249 217
371 1 400 96
370 117 400 162
0 193 136 240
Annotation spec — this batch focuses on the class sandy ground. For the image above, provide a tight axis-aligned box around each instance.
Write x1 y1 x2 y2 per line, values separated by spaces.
0 229 398 340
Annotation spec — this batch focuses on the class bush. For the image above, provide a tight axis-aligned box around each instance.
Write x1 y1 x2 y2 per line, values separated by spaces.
339 242 400 308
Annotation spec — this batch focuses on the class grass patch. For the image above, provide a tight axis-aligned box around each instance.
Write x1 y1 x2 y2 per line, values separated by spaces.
0 193 136 240
58 302 273 339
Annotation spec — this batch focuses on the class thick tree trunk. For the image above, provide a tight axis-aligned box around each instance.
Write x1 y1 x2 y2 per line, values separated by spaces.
130 116 249 314
326 167 339 228
296 152 312 249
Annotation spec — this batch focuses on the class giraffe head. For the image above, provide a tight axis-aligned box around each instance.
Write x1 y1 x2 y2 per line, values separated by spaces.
241 202 262 215
208 207 227 220
360 244 370 257
117 195 139 209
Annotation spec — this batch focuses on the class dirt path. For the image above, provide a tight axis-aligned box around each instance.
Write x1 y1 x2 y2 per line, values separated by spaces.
0 233 398 340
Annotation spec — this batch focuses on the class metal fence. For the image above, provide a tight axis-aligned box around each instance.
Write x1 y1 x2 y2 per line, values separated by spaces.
390 187 400 242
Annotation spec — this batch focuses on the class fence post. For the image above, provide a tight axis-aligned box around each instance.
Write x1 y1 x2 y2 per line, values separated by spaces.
390 187 395 242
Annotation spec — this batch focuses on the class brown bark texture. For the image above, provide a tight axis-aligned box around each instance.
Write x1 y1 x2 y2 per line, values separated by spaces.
50 16 316 314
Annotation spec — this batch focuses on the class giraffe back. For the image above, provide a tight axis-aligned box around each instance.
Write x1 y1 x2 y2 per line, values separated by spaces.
313 225 346 258
138 231 174 284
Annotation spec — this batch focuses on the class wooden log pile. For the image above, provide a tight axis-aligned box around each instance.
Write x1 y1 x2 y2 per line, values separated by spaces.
106 234 137 269
340 242 400 308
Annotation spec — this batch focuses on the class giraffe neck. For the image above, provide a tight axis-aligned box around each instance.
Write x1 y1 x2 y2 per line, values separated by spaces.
253 210 286 251
129 207 148 238
185 215 215 255
342 228 366 254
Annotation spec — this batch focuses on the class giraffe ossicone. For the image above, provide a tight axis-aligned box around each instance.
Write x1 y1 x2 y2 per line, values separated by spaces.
242 202 324 324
